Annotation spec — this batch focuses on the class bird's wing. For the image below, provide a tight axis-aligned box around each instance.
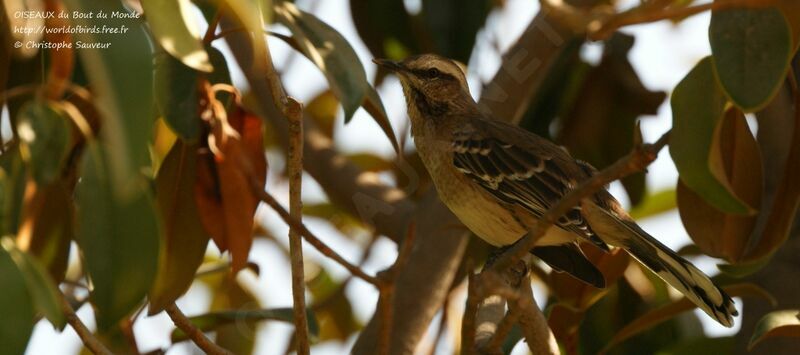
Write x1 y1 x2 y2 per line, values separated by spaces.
450 118 608 251
532 243 605 288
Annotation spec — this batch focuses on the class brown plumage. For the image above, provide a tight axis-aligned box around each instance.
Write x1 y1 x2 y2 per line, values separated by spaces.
374 54 738 327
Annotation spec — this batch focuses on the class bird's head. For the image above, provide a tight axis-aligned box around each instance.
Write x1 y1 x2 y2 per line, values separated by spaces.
373 54 474 117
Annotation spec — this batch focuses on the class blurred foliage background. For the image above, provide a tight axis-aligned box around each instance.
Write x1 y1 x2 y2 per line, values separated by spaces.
1 0 800 354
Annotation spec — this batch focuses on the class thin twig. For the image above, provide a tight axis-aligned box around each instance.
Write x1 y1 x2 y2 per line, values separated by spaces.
165 303 233 355
255 186 382 285
60 297 112 355
287 97 311 354
589 0 777 40
375 224 417 355
203 11 222 44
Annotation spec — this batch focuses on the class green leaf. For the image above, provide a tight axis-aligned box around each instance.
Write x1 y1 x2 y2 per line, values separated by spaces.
670 56 752 214
62 0 154 200
171 308 320 342
141 0 212 72
148 141 210 314
749 309 800 350
0 236 35 353
601 283 772 353
75 144 160 330
154 51 202 141
274 2 368 122
1 237 65 329
629 189 676 220
15 100 71 185
154 46 231 141
710 7 792 111
0 147 27 235
268 21 400 152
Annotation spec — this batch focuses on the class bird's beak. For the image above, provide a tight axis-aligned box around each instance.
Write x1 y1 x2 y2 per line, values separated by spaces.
372 58 404 73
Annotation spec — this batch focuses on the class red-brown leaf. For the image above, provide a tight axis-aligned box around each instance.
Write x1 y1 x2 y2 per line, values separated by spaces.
194 107 267 272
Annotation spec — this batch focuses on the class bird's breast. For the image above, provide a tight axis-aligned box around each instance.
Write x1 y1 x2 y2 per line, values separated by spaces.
414 136 527 246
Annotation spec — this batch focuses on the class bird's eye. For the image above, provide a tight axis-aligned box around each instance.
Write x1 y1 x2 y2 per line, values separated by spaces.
426 68 441 78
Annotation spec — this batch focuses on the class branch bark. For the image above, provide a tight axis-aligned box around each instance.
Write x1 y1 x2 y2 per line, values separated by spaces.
165 303 233 355
286 97 310 354
61 297 112 355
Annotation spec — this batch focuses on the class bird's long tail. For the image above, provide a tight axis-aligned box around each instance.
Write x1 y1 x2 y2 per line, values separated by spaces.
582 201 738 327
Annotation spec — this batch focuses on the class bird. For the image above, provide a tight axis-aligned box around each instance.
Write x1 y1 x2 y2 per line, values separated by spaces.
373 54 738 327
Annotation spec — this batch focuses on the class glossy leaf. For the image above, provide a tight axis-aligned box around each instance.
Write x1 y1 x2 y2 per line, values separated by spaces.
677 109 762 262
155 46 231 141
62 0 154 200
148 141 211 315
16 180 73 283
141 0 212 72
1 237 65 329
710 7 792 111
749 309 800 350
171 308 319 342
1 147 28 235
742 90 800 262
273 3 399 153
75 145 160 330
15 100 71 185
601 283 774 353
0 239 34 354
195 108 266 272
274 2 368 122
154 52 202 141
670 56 753 214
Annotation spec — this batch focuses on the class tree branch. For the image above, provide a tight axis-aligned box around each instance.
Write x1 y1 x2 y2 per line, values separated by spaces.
60 297 112 355
255 186 382 286
286 97 311 354
165 303 233 355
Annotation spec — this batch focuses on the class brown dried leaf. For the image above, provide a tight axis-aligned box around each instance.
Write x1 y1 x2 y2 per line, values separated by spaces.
550 245 631 311
15 179 72 284
742 87 800 262
194 108 267 272
678 108 763 262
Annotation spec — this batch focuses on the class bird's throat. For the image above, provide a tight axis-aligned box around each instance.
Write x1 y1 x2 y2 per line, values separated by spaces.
411 87 448 117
